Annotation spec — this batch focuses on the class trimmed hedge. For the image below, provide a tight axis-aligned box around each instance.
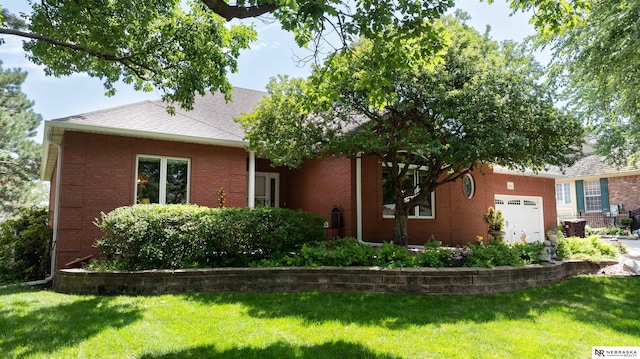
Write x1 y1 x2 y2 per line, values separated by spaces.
94 205 326 270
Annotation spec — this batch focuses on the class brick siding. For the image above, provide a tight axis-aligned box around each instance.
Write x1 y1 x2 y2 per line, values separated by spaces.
609 175 640 212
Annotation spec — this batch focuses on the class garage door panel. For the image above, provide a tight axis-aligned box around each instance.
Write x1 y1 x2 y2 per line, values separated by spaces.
495 195 543 242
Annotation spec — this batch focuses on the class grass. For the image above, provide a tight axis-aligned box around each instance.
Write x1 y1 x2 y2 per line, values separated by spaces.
1 276 639 358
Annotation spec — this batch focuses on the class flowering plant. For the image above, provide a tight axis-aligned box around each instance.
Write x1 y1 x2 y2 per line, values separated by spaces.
446 246 473 266
483 207 505 231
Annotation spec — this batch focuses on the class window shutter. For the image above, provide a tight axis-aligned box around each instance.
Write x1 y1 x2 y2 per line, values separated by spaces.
575 180 585 212
600 178 610 212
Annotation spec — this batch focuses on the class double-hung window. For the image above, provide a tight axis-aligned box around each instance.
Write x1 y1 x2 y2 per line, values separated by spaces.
382 165 435 219
583 180 602 212
136 155 190 204
555 183 571 205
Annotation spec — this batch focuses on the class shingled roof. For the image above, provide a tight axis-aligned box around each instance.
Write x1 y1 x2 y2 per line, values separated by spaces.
41 87 266 180
548 154 640 179
48 87 265 143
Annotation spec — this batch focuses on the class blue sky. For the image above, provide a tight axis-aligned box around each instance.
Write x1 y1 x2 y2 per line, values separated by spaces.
0 1 544 143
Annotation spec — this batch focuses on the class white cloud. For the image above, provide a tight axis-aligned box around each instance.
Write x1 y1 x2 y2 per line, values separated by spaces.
250 40 281 51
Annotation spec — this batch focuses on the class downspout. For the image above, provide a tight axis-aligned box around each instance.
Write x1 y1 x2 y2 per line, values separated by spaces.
1 136 61 288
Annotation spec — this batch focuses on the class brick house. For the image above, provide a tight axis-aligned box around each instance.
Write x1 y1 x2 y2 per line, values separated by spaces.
553 153 640 228
41 87 559 269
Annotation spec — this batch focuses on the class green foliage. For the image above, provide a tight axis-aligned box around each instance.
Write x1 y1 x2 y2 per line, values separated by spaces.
483 207 505 231
0 206 52 284
372 242 416 268
556 236 620 261
3 0 454 110
588 227 627 236
253 237 546 269
93 204 325 270
239 14 583 244
0 62 43 219
499 0 640 166
467 242 544 268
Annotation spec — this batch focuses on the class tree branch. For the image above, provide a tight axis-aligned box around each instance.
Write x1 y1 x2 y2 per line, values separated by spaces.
200 0 279 21
0 27 130 62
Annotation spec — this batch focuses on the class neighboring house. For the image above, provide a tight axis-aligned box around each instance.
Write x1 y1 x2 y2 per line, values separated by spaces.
41 87 559 269
553 154 640 228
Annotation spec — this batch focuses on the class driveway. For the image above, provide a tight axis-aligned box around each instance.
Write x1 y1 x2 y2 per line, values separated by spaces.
607 238 640 258
599 238 640 275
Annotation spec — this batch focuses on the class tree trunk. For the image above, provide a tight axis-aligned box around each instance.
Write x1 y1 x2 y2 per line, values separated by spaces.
393 210 409 246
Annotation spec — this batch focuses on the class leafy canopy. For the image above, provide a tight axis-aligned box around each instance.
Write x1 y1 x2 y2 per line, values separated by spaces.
494 0 640 166
240 14 583 173
0 0 453 111
239 14 584 244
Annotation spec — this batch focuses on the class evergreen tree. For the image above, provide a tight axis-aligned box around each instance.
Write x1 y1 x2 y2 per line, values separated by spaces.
0 61 43 219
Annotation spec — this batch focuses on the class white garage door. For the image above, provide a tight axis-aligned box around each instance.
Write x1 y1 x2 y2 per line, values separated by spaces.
495 195 544 243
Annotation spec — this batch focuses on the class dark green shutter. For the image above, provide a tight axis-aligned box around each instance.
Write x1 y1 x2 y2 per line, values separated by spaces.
575 180 585 212
600 178 610 212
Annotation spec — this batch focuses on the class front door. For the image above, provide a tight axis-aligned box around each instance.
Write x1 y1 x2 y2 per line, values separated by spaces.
253 172 279 207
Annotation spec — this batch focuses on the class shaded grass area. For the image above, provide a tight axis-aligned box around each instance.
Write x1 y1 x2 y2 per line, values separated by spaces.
1 276 639 358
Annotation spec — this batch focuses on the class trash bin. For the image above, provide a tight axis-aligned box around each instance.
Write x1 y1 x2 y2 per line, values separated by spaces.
563 219 587 238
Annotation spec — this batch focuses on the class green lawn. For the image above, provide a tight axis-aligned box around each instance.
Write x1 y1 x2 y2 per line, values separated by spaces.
1 276 638 358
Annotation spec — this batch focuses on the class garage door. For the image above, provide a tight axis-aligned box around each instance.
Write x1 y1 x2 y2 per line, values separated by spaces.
495 195 544 243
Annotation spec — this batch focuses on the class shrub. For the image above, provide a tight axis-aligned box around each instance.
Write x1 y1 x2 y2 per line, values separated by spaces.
0 206 52 284
556 235 620 261
372 242 416 268
93 205 326 270
251 237 378 267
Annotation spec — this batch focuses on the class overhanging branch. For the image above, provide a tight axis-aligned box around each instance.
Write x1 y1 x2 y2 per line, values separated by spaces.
0 28 130 62
201 0 279 21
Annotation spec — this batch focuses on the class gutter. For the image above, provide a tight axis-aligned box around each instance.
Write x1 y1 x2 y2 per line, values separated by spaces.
0 136 61 289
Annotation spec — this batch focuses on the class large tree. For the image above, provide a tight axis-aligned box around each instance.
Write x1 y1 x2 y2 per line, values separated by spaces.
0 62 42 219
239 14 583 245
495 0 640 166
0 0 453 111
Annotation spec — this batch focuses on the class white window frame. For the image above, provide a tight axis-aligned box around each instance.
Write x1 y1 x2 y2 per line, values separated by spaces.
135 154 191 204
249 172 280 208
555 182 571 205
382 164 435 219
584 180 602 212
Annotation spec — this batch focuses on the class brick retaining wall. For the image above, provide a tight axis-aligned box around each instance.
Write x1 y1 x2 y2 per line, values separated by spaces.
53 260 615 296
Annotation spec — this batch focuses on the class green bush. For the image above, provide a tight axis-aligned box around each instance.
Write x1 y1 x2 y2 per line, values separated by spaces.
252 237 378 267
556 235 620 261
253 238 545 269
0 206 52 284
93 205 326 270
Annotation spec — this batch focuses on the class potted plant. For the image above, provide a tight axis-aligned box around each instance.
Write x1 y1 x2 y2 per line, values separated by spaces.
619 216 633 235
483 207 505 237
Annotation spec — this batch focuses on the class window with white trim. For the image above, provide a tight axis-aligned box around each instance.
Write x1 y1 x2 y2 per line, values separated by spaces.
555 183 571 205
584 180 601 212
382 165 435 218
136 155 190 204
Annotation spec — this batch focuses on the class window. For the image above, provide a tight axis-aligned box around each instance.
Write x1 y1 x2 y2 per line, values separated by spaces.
555 183 571 205
583 180 602 212
382 166 435 218
136 155 190 204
